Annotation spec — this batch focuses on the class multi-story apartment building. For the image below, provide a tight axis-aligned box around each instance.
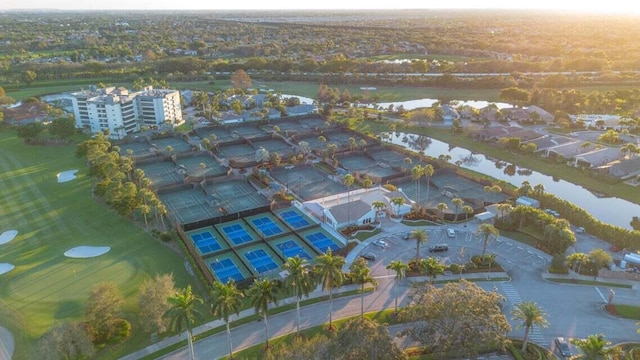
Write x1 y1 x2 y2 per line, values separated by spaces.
70 85 182 139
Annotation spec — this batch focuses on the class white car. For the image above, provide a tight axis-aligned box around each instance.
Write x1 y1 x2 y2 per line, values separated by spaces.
373 240 389 249
446 228 456 238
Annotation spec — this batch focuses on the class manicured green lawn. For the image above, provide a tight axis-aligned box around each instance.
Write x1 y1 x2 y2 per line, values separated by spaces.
610 304 640 319
0 130 194 359
547 279 632 288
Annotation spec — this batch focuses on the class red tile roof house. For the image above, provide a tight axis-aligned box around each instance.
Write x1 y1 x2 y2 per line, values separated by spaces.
2 102 52 126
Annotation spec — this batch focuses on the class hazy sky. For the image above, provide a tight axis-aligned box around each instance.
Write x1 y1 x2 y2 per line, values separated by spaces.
1 0 640 12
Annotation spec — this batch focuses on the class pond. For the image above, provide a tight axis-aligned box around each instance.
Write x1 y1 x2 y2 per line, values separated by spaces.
386 132 639 229
373 99 513 111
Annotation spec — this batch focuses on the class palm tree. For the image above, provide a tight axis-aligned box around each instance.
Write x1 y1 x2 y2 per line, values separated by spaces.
566 252 590 274
372 201 386 223
436 202 448 222
410 229 428 260
518 180 532 197
423 164 434 205
420 257 445 284
201 137 211 151
511 301 549 352
211 281 244 359
496 203 513 220
452 197 464 222
318 135 327 149
386 260 407 314
477 223 499 256
342 173 355 225
462 205 474 225
571 334 616 360
314 250 345 330
164 285 203 360
349 258 378 317
533 183 545 197
248 278 279 349
199 162 207 181
411 165 424 204
390 197 405 217
282 256 314 335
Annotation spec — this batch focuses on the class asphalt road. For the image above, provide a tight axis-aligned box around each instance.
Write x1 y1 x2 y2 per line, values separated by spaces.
155 220 640 360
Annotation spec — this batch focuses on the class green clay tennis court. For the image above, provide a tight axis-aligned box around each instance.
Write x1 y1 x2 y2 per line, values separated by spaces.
194 127 236 143
137 161 185 188
216 143 256 163
228 123 269 138
203 180 270 214
159 188 221 224
176 155 228 178
251 138 293 154
270 165 348 200
150 137 193 154
118 141 155 157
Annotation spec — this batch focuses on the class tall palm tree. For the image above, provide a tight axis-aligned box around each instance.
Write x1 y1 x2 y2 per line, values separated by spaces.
411 165 424 204
314 250 345 330
282 256 314 335
511 301 549 352
342 174 355 225
390 197 405 217
571 334 616 360
436 202 448 222
386 260 407 314
420 257 445 284
423 164 434 205
410 229 428 260
248 278 279 349
462 205 474 224
372 201 386 223
477 223 499 256
452 197 464 222
164 285 203 360
211 281 244 359
349 258 378 318
533 183 546 198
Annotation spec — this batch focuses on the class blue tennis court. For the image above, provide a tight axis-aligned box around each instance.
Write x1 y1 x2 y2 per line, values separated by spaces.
210 258 244 283
276 240 312 260
251 217 283 237
221 223 254 245
245 249 279 273
280 210 311 229
190 231 222 254
305 232 340 253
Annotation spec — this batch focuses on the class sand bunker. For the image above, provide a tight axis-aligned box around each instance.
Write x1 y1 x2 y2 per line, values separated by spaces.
64 246 110 258
0 325 15 359
0 230 17 245
57 170 78 183
0 263 15 276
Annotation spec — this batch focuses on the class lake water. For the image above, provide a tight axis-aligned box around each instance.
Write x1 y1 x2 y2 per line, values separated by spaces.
373 99 512 111
387 132 639 229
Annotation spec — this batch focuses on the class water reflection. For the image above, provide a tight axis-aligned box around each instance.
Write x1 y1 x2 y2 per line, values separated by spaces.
384 132 638 229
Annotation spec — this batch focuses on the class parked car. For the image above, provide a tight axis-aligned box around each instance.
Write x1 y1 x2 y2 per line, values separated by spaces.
403 233 410 240
575 226 585 233
428 244 449 253
373 240 389 249
360 253 377 261
555 337 572 357
446 228 456 238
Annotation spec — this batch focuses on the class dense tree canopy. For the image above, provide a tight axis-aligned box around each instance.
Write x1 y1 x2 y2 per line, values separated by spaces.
400 280 511 358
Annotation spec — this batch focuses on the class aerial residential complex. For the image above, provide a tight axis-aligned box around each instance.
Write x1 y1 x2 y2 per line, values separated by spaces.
70 86 182 138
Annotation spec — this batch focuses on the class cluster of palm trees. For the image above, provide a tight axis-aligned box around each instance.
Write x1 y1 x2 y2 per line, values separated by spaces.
164 249 376 359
